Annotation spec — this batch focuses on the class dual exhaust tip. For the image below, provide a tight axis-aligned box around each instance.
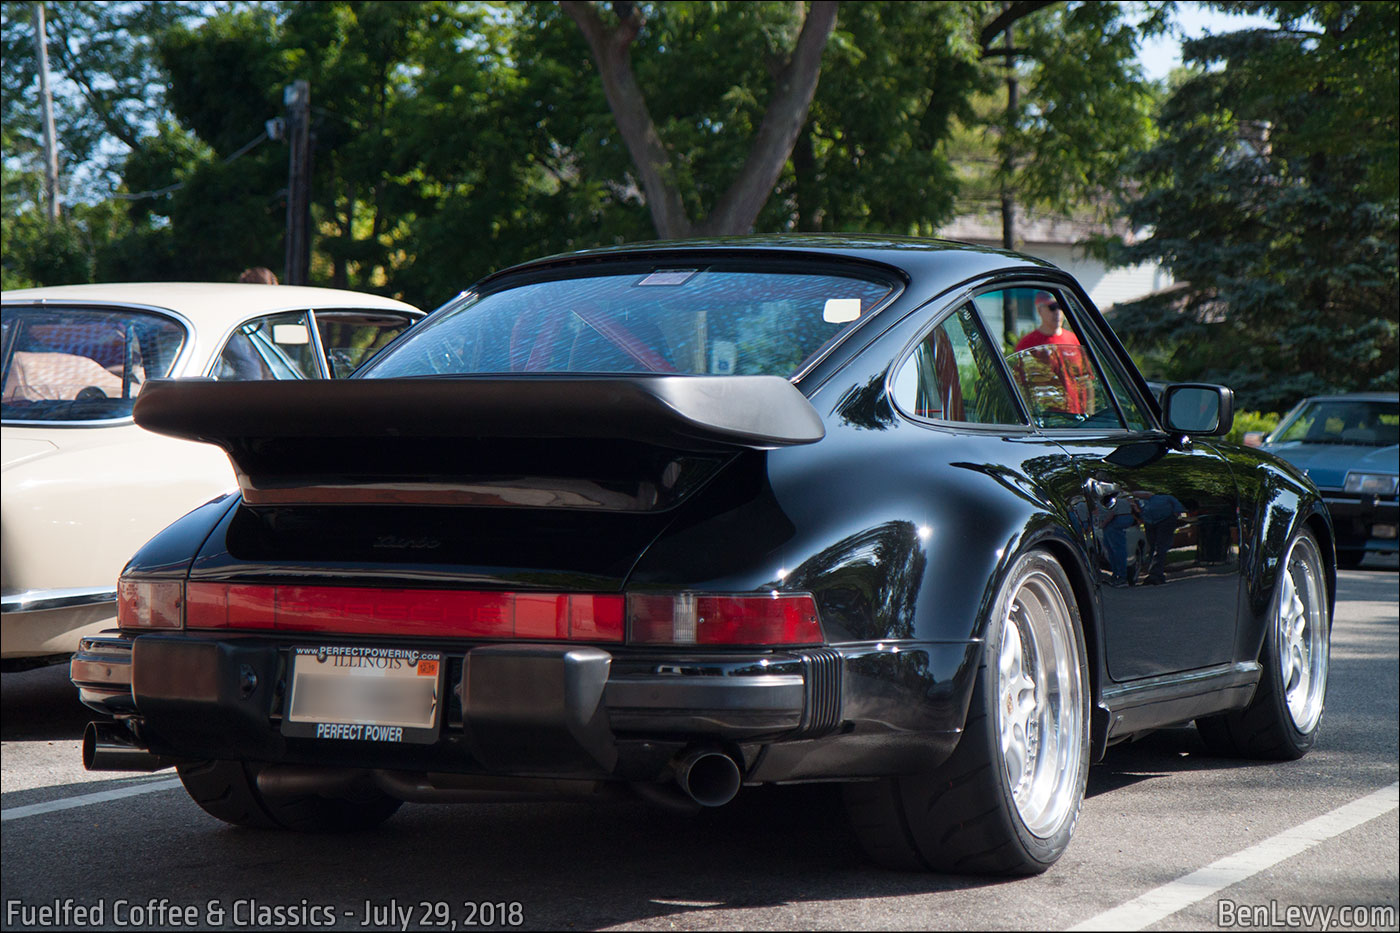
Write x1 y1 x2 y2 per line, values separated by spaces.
83 721 745 808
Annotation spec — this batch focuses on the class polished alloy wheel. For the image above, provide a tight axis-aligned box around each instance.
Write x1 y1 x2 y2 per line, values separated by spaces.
997 569 1084 838
1277 534 1328 733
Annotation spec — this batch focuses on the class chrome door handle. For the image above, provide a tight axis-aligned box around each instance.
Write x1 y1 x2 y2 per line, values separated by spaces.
1085 478 1121 506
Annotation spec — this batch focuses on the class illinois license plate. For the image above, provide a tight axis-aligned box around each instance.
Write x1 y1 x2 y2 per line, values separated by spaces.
282 646 443 744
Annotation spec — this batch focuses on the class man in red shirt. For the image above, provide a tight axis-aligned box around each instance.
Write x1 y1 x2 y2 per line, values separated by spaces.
1012 292 1092 416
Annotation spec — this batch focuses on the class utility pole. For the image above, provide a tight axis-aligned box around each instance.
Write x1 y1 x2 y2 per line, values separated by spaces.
35 2 61 224
999 11 1019 347
283 80 311 285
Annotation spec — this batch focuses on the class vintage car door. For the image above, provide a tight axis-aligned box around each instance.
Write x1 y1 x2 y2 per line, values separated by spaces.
970 285 1242 682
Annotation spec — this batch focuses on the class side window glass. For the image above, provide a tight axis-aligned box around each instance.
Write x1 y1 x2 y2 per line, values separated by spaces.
970 287 1122 430
891 305 1023 425
313 311 416 378
214 312 321 381
1064 296 1151 431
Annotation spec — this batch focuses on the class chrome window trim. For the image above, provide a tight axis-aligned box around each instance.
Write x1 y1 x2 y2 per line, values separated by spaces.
884 284 1035 433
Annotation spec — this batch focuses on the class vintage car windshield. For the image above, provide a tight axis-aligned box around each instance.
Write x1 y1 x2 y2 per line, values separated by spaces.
361 266 897 379
1273 399 1400 447
1 305 187 422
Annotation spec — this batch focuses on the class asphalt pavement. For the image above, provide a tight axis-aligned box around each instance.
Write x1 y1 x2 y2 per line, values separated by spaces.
1 565 1395 932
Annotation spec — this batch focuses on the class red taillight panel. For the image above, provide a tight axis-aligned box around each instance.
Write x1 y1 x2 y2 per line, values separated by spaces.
117 580 184 630
627 592 824 646
185 583 625 642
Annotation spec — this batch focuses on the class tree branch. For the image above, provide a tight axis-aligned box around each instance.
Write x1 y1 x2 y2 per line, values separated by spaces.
698 0 839 235
46 14 143 151
978 0 1058 53
562 0 691 236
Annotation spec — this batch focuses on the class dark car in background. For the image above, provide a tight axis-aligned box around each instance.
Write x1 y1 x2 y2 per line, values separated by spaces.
72 237 1334 875
1255 393 1399 569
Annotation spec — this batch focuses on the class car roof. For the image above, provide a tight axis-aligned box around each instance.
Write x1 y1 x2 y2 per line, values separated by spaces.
1 282 420 326
481 234 1059 290
1294 393 1400 403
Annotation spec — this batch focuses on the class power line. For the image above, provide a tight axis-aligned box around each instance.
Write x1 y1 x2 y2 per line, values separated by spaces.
112 129 270 201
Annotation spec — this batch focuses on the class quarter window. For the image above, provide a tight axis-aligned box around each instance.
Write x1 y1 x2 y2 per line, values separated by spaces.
891 305 1023 425
214 313 321 381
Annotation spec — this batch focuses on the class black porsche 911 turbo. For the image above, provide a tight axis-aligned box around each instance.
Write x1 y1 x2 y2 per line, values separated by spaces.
72 236 1334 875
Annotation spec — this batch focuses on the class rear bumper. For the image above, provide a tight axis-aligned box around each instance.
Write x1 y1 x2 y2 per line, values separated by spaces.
2 593 117 660
72 631 978 784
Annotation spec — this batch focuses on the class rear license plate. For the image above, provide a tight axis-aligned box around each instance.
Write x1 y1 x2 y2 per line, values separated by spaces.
282 646 443 745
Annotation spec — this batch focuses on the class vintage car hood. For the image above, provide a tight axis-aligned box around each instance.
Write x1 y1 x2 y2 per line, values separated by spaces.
1262 441 1400 489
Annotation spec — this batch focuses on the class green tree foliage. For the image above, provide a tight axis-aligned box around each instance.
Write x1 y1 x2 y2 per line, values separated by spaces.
0 1 203 199
1000 1 1161 220
1110 1 1399 410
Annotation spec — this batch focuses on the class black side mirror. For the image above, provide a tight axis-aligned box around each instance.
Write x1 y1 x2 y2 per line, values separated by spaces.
1163 383 1235 436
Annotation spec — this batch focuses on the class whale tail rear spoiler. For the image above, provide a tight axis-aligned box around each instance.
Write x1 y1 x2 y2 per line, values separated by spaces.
132 376 825 511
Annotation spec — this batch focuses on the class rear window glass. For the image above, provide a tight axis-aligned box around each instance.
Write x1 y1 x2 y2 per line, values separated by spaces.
1 305 187 422
361 266 897 380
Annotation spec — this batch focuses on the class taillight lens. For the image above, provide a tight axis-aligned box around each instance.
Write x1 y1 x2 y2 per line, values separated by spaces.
117 580 184 630
627 592 824 646
179 583 824 647
185 583 625 642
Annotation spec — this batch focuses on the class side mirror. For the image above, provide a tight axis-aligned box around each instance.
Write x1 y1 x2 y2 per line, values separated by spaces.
1163 383 1234 436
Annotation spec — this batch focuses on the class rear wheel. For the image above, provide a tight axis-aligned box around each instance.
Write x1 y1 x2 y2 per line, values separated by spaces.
845 550 1090 874
177 760 402 832
1197 529 1329 759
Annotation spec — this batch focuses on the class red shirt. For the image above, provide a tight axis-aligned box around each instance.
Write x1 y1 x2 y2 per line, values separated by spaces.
1012 329 1090 414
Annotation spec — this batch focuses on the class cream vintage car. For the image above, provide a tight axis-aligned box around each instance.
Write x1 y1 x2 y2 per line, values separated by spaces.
2 282 422 668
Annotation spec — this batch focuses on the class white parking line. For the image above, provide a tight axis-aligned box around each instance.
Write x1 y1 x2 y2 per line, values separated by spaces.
1 777 183 822
1068 782 1400 931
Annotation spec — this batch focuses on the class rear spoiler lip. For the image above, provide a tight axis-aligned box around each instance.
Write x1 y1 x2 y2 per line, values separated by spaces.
132 375 826 451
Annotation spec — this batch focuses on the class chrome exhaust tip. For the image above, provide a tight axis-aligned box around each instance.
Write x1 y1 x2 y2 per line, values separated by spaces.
82 722 175 772
675 748 742 807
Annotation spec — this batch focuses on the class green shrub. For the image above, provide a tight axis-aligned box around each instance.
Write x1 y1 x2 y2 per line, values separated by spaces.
1227 409 1281 445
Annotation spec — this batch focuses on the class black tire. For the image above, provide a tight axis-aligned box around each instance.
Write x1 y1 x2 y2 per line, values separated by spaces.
1335 550 1365 570
177 760 402 832
844 550 1090 874
1197 529 1330 760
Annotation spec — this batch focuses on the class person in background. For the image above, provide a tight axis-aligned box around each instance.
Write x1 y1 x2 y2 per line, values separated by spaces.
1013 291 1092 415
238 267 279 285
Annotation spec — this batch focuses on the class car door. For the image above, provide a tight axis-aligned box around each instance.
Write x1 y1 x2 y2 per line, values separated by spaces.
968 285 1242 682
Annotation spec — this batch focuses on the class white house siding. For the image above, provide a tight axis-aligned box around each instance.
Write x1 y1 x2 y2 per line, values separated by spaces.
1016 243 1174 311
936 213 1173 311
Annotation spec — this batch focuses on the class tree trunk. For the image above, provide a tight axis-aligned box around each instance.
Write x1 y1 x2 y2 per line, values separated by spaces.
561 1 692 237
696 1 838 235
563 0 838 238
